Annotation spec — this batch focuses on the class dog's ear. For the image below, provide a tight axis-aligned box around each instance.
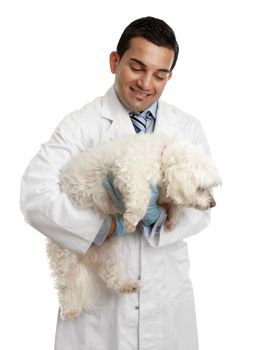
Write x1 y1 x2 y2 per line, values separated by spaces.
161 136 222 204
163 164 198 205
193 155 222 189
161 145 195 204
160 142 179 169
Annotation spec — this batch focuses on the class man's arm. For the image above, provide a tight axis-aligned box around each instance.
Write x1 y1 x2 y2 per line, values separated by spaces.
20 112 105 255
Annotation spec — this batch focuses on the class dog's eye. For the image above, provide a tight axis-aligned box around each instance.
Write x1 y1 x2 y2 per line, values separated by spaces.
197 188 205 193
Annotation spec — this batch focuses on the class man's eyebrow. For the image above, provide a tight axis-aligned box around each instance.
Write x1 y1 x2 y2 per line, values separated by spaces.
129 58 147 67
129 58 171 73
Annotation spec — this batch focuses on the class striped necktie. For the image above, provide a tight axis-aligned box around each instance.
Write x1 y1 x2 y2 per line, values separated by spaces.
129 111 153 133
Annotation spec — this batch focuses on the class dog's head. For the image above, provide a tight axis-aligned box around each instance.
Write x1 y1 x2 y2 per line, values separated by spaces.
160 141 222 210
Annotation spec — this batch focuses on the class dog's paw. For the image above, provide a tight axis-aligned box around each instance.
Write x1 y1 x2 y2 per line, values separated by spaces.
123 219 137 233
125 223 136 233
60 308 82 320
164 219 176 232
115 279 142 294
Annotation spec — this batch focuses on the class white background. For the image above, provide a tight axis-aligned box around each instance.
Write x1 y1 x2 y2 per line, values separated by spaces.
1 0 254 349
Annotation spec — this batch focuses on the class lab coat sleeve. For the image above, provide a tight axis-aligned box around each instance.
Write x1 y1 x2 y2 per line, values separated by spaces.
20 112 105 255
145 119 211 248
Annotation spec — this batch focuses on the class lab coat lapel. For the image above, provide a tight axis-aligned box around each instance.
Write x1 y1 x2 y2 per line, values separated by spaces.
101 87 135 140
154 100 180 136
101 88 180 139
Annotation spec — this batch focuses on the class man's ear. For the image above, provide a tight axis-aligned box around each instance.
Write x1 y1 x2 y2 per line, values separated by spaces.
109 51 120 73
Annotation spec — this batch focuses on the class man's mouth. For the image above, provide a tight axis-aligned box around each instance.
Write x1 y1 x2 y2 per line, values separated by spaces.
130 87 150 98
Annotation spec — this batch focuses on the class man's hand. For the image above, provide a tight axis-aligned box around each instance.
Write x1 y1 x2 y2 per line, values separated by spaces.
108 216 125 238
103 171 161 233
141 185 160 226
103 170 125 212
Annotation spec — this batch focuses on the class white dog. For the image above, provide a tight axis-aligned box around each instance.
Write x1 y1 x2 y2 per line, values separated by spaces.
47 133 221 320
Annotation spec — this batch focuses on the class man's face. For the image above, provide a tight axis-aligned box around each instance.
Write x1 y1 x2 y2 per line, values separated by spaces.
110 37 175 112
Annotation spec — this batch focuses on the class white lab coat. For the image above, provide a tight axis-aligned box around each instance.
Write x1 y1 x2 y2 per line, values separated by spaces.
20 86 210 350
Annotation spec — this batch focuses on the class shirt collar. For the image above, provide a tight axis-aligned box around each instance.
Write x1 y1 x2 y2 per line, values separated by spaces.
139 101 158 119
127 101 158 119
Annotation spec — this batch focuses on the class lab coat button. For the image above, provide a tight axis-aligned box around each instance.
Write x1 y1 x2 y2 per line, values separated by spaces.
135 306 139 310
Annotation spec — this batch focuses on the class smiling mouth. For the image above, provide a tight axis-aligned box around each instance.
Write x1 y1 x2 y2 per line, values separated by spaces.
130 87 150 98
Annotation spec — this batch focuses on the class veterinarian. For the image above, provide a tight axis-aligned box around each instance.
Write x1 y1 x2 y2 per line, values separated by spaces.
20 17 211 350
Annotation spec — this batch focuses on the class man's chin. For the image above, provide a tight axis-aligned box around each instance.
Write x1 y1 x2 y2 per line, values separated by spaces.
128 99 151 112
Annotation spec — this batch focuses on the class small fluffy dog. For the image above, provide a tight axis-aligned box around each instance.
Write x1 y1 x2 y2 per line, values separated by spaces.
47 133 221 320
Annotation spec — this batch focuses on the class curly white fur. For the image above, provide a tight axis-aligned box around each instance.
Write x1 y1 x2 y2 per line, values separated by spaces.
47 133 221 320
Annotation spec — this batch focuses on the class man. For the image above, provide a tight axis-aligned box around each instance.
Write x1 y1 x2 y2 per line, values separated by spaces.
20 17 210 350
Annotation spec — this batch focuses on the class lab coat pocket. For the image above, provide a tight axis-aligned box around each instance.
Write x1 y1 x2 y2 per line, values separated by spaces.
164 241 193 301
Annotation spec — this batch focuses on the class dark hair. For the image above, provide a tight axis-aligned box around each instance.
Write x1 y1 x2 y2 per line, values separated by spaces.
116 16 179 71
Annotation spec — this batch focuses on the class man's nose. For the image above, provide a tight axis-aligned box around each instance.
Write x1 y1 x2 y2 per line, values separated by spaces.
137 74 152 90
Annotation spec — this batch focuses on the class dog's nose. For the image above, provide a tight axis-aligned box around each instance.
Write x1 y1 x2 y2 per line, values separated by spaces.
210 199 216 208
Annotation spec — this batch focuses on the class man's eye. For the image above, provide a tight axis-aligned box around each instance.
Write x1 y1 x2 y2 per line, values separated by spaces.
155 74 168 81
131 66 143 72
